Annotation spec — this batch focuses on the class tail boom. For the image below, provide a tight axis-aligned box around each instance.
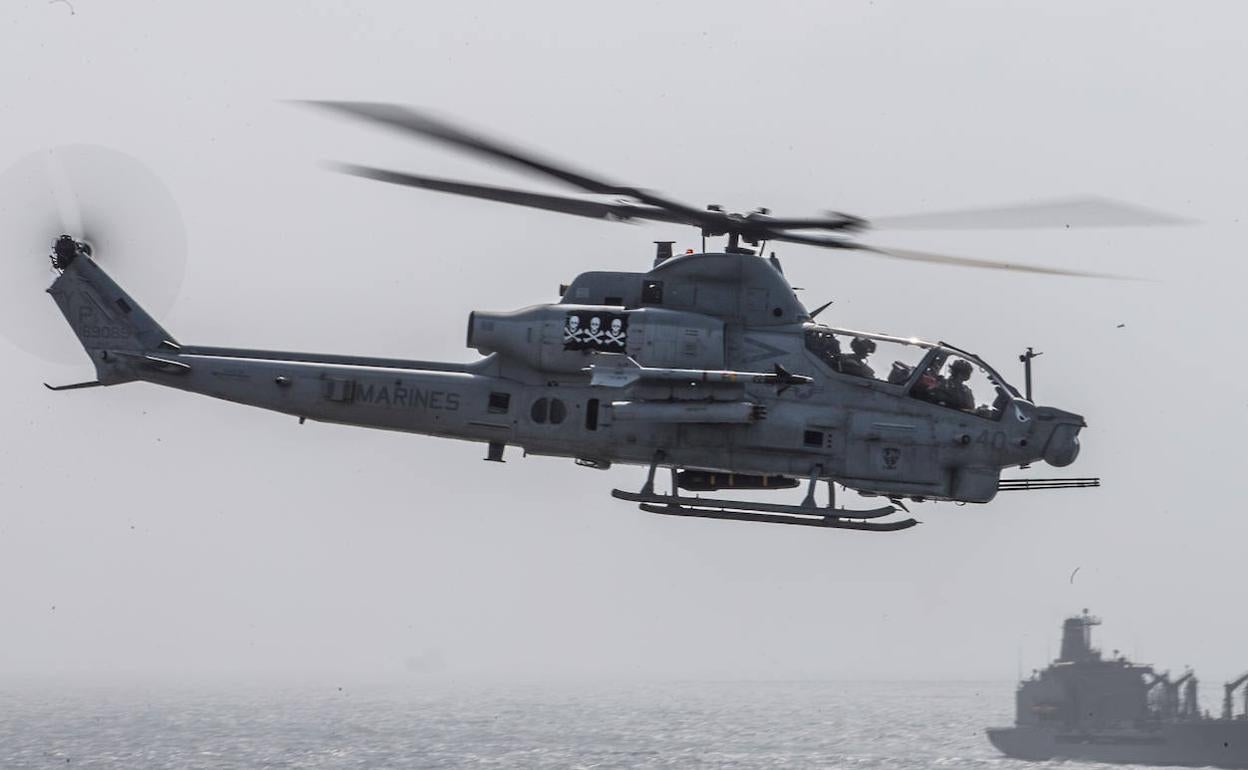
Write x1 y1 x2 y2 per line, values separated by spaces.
47 248 506 444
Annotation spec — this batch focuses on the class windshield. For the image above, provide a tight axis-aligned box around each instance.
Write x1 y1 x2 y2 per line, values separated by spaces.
804 325 931 385
910 349 1013 420
803 324 1020 420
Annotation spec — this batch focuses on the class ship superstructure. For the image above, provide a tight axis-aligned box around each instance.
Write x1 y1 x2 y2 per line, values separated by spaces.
988 611 1248 767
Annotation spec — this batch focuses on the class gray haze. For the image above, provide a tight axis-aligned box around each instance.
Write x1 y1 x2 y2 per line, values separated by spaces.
2 0 1246 690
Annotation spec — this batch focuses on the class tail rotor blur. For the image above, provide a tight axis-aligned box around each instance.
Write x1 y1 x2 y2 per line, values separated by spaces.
0 145 187 365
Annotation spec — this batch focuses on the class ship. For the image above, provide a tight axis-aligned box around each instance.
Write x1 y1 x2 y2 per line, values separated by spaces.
987 610 1248 767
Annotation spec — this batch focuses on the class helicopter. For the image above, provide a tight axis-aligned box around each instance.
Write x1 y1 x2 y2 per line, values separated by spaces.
30 103 1182 532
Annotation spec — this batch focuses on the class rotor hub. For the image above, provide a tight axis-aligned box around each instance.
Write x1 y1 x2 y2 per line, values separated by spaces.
52 234 79 270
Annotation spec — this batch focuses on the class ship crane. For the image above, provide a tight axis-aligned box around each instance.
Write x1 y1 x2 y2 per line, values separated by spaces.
1224 672 1248 720
1147 671 1171 717
1160 671 1197 720
1177 671 1200 720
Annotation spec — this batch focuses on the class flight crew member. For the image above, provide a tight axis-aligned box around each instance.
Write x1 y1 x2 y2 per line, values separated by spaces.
806 329 841 367
910 358 942 398
837 336 877 379
932 358 975 411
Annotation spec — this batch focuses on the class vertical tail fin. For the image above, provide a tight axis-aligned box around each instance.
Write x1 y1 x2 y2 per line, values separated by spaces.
48 244 175 385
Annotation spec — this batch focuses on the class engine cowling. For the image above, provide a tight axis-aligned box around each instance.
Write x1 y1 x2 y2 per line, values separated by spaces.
467 304 725 373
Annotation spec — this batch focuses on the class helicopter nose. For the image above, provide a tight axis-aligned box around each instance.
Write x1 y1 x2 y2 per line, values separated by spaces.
1032 407 1086 468
1044 423 1081 467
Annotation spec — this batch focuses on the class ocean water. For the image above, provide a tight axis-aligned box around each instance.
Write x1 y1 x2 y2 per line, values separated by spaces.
0 680 1089 769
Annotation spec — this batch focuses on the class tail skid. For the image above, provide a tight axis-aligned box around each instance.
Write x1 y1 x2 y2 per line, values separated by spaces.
44 380 103 391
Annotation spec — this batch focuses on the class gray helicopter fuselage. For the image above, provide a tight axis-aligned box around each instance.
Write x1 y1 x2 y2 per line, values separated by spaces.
49 248 1084 505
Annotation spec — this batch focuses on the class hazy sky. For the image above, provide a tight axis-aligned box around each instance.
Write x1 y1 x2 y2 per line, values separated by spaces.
2 0 1247 694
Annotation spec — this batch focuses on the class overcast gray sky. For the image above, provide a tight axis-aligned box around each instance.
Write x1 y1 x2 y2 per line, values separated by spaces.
2 0 1246 689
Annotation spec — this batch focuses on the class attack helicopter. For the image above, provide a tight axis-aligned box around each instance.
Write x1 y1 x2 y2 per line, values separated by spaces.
29 103 1182 532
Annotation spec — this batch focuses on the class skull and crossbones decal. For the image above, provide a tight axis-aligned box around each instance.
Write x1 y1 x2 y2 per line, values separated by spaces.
604 318 626 347
563 314 582 344
563 311 627 351
584 316 604 344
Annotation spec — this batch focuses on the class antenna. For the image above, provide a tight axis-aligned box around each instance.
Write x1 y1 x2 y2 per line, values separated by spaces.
1019 347 1043 401
653 241 675 266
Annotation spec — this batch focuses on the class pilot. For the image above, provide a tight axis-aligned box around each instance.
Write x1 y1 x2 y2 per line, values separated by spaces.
837 336 876 379
932 358 975 411
910 359 941 400
807 329 841 366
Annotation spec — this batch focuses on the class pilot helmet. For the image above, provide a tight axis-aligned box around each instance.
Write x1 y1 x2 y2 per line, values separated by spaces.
949 359 973 379
850 337 876 356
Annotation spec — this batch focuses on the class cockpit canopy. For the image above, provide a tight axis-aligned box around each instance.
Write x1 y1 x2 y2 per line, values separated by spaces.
803 324 1021 420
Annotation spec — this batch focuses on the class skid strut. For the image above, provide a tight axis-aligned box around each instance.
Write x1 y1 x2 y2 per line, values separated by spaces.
613 455 919 532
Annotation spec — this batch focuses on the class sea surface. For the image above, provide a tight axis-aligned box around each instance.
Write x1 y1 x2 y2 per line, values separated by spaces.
0 680 1145 769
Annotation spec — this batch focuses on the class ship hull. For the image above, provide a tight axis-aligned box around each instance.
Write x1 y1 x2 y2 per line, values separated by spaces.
988 723 1248 768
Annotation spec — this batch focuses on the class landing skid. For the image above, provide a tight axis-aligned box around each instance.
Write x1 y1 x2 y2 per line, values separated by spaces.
613 456 919 532
618 493 918 531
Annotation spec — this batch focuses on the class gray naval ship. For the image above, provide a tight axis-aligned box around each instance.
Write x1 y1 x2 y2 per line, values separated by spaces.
988 611 1248 767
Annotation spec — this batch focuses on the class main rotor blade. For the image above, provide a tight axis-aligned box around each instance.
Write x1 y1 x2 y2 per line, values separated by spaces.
771 231 1129 279
863 244 1131 279
868 196 1192 230
302 101 713 223
330 163 691 225
746 212 867 233
308 101 623 194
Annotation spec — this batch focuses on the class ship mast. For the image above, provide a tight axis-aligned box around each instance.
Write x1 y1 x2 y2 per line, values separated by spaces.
1059 609 1101 663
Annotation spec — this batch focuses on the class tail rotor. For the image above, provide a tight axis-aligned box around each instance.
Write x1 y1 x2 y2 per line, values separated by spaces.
0 145 187 365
